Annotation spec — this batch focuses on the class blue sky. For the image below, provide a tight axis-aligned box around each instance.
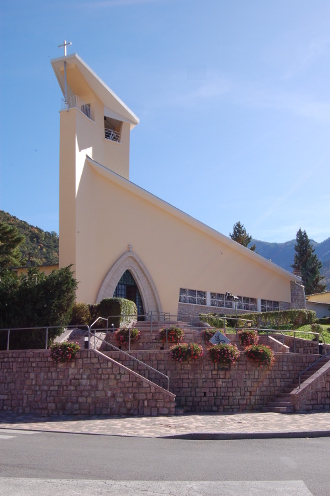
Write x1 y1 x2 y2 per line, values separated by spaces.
1 0 329 243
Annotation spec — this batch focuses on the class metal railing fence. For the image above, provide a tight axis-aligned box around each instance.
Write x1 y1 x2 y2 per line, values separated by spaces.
90 331 170 390
298 349 330 389
61 95 94 120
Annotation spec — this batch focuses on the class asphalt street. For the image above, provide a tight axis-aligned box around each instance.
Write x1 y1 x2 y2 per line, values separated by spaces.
0 430 329 495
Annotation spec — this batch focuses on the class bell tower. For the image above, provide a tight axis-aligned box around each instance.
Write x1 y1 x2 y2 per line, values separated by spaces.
51 50 139 274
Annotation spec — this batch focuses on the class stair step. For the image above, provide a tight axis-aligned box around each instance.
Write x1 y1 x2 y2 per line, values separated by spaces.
265 406 293 413
267 401 292 408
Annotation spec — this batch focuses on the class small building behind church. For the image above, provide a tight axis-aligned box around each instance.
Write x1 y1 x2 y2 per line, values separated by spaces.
51 52 306 319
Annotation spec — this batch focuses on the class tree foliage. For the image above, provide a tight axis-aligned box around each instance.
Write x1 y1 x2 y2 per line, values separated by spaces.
0 210 59 266
229 221 256 251
291 228 326 295
0 266 77 349
0 222 25 268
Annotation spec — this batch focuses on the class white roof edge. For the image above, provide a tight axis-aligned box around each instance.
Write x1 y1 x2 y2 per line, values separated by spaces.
51 53 139 127
86 155 301 283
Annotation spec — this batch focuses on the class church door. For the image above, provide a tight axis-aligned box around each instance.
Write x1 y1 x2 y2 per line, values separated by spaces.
113 270 145 319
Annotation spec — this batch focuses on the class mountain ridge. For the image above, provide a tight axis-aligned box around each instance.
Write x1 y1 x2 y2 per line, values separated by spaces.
250 237 330 290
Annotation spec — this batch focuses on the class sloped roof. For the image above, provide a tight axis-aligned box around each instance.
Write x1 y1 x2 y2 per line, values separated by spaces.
86 155 301 283
51 53 139 128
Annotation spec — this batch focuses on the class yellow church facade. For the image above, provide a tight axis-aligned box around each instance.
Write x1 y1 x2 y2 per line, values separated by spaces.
51 53 305 319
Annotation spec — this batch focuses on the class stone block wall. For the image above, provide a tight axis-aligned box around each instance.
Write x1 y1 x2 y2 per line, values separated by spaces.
290 360 330 412
103 350 316 413
0 349 175 416
290 281 306 309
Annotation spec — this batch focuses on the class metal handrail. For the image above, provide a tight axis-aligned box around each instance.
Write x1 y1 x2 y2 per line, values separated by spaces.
62 95 94 120
91 332 170 391
104 128 120 142
298 349 330 389
0 324 90 351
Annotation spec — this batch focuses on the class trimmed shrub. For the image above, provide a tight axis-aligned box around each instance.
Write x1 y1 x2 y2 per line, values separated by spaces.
69 303 91 326
50 341 80 363
209 343 240 367
90 298 137 329
170 342 203 362
237 309 316 329
238 329 259 347
245 344 275 368
160 326 184 344
199 314 225 328
115 327 140 346
317 317 330 325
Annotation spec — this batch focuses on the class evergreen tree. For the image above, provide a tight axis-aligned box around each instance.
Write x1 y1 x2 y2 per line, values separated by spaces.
0 222 25 268
229 221 256 251
291 228 326 295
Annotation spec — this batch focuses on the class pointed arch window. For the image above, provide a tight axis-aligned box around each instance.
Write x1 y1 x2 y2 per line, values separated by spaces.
113 270 145 317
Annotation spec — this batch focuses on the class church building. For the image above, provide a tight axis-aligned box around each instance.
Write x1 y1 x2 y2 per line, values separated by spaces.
51 52 305 320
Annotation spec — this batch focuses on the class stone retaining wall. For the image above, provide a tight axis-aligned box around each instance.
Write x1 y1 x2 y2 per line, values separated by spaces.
0 349 175 416
290 360 330 412
103 350 317 413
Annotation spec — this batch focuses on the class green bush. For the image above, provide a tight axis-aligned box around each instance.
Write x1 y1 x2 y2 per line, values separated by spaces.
170 342 203 361
90 298 137 329
238 329 259 347
115 327 140 346
236 309 316 329
245 344 275 368
69 303 91 327
209 343 240 367
317 317 330 325
160 326 184 343
50 341 80 363
199 314 225 328
0 266 77 349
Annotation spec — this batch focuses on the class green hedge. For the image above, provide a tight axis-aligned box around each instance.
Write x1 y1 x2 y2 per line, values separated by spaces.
199 314 225 328
200 309 316 330
69 298 137 329
317 317 330 325
236 309 316 329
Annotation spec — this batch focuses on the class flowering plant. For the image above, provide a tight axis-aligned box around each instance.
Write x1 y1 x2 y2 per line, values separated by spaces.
209 343 240 367
170 342 203 361
245 344 275 368
160 326 184 344
203 328 225 342
115 327 140 345
238 329 259 347
50 341 80 363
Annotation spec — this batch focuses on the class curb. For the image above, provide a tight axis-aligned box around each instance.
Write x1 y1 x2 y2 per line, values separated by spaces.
163 430 330 440
1 426 330 440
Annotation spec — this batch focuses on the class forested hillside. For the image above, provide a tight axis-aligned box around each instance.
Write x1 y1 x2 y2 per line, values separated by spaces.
0 210 59 266
251 237 330 290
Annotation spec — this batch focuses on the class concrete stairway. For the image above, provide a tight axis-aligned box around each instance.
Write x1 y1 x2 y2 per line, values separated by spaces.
264 356 330 413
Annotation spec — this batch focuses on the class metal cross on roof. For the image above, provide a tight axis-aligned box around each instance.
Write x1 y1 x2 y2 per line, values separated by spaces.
58 40 72 56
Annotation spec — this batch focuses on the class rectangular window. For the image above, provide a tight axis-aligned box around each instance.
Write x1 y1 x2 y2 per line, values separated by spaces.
179 288 206 305
261 299 279 312
237 296 257 312
211 292 233 308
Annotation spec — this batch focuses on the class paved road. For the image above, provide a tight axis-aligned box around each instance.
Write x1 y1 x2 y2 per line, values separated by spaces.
0 430 329 495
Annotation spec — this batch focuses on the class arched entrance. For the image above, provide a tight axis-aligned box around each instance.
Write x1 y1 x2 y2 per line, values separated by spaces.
96 251 163 318
113 269 145 317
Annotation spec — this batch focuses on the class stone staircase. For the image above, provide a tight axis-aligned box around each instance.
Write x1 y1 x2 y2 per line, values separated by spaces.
264 355 330 413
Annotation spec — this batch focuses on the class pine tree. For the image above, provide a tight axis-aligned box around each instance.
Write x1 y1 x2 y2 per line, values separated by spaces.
0 222 25 269
229 221 256 251
291 228 326 295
